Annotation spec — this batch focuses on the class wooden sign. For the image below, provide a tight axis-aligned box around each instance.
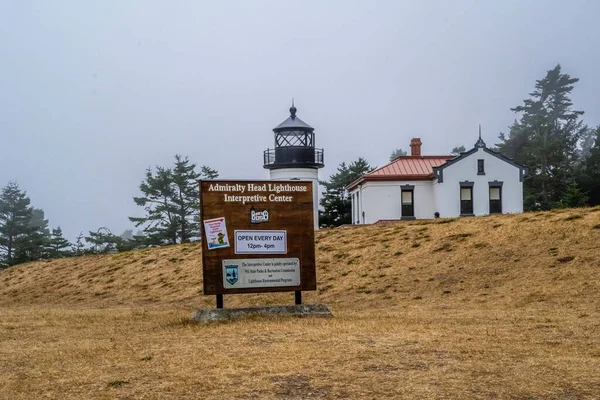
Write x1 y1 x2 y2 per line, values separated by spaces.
200 180 317 301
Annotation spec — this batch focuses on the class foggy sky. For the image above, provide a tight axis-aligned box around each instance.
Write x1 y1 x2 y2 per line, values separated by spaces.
1 0 599 241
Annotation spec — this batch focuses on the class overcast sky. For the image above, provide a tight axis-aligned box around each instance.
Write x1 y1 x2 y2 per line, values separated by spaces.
1 0 599 241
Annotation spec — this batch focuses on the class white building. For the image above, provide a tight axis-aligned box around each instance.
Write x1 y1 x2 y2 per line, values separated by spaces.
347 133 527 224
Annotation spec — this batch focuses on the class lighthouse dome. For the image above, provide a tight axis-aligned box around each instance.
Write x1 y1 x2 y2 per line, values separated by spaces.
263 104 324 170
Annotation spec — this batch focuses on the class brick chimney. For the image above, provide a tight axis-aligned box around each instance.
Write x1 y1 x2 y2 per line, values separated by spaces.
410 138 422 156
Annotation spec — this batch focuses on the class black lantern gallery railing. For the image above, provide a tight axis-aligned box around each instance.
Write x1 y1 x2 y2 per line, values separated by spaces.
263 147 324 168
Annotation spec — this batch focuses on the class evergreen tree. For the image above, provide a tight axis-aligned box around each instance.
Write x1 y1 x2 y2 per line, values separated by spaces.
0 183 59 266
198 165 219 234
389 148 407 161
577 126 600 206
117 232 148 252
85 229 121 254
73 231 86 255
319 158 375 227
15 208 51 263
46 227 72 258
113 229 149 252
0 182 33 267
119 230 134 241
496 64 588 210
172 155 201 242
129 155 218 245
451 145 466 155
578 127 596 160
200 165 219 179
556 183 589 208
130 165 178 245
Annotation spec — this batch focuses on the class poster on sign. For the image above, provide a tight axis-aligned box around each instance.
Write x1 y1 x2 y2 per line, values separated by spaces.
203 217 230 250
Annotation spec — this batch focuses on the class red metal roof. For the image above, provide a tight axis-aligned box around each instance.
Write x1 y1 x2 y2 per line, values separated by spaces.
369 156 453 177
347 155 454 190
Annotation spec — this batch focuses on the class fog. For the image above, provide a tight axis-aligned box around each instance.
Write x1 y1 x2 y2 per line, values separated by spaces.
1 0 599 240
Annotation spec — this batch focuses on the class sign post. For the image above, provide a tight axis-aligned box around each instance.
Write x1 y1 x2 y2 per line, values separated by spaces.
199 179 317 308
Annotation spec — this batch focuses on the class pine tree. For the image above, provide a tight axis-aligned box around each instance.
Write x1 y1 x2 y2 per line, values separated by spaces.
116 232 148 252
451 146 466 155
85 229 121 254
319 158 375 227
0 182 33 267
129 155 218 245
130 165 178 245
557 183 589 208
200 165 219 179
578 127 596 160
15 208 51 263
577 126 600 206
496 64 588 210
73 231 86 255
172 155 201 242
46 227 72 258
0 183 58 266
389 148 407 161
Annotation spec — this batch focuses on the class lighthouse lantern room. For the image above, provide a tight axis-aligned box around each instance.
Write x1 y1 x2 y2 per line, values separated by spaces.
264 104 324 229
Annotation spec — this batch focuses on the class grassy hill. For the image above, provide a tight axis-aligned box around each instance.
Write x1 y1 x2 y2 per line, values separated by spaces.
1 207 599 399
2 206 599 311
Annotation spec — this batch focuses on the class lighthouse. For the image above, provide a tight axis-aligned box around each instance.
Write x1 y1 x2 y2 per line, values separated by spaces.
263 103 324 229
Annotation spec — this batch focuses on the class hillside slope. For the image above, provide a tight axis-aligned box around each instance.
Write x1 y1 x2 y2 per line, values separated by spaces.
1 207 599 312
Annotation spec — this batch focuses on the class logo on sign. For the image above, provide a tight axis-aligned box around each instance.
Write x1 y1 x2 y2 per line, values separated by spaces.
250 208 269 224
225 265 238 285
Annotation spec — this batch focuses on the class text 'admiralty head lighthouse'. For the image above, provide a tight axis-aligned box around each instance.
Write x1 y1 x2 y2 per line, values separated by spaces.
263 103 325 230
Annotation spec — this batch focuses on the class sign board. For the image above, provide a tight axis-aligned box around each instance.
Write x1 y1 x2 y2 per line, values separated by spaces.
200 179 316 295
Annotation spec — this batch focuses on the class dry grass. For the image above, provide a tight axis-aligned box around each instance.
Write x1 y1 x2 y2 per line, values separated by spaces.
1 207 600 399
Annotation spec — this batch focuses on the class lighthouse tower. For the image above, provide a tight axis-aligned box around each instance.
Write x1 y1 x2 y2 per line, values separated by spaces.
263 103 325 229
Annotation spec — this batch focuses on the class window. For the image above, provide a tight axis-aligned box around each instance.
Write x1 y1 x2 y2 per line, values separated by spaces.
460 181 474 215
477 159 485 175
401 185 414 219
489 181 503 214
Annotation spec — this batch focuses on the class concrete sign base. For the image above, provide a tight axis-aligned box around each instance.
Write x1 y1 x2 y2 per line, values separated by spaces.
191 304 333 324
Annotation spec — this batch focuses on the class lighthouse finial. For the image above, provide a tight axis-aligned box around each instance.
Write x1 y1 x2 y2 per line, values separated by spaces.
475 124 486 148
290 98 297 119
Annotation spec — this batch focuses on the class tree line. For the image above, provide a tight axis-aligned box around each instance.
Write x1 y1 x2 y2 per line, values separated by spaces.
0 155 218 268
318 64 600 227
0 182 74 267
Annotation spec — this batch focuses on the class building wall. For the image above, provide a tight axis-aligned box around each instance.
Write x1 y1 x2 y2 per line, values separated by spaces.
350 180 435 224
269 167 320 229
434 147 523 218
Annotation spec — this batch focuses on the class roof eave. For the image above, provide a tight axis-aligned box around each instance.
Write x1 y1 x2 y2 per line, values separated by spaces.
346 176 365 191
273 116 314 131
347 174 435 191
